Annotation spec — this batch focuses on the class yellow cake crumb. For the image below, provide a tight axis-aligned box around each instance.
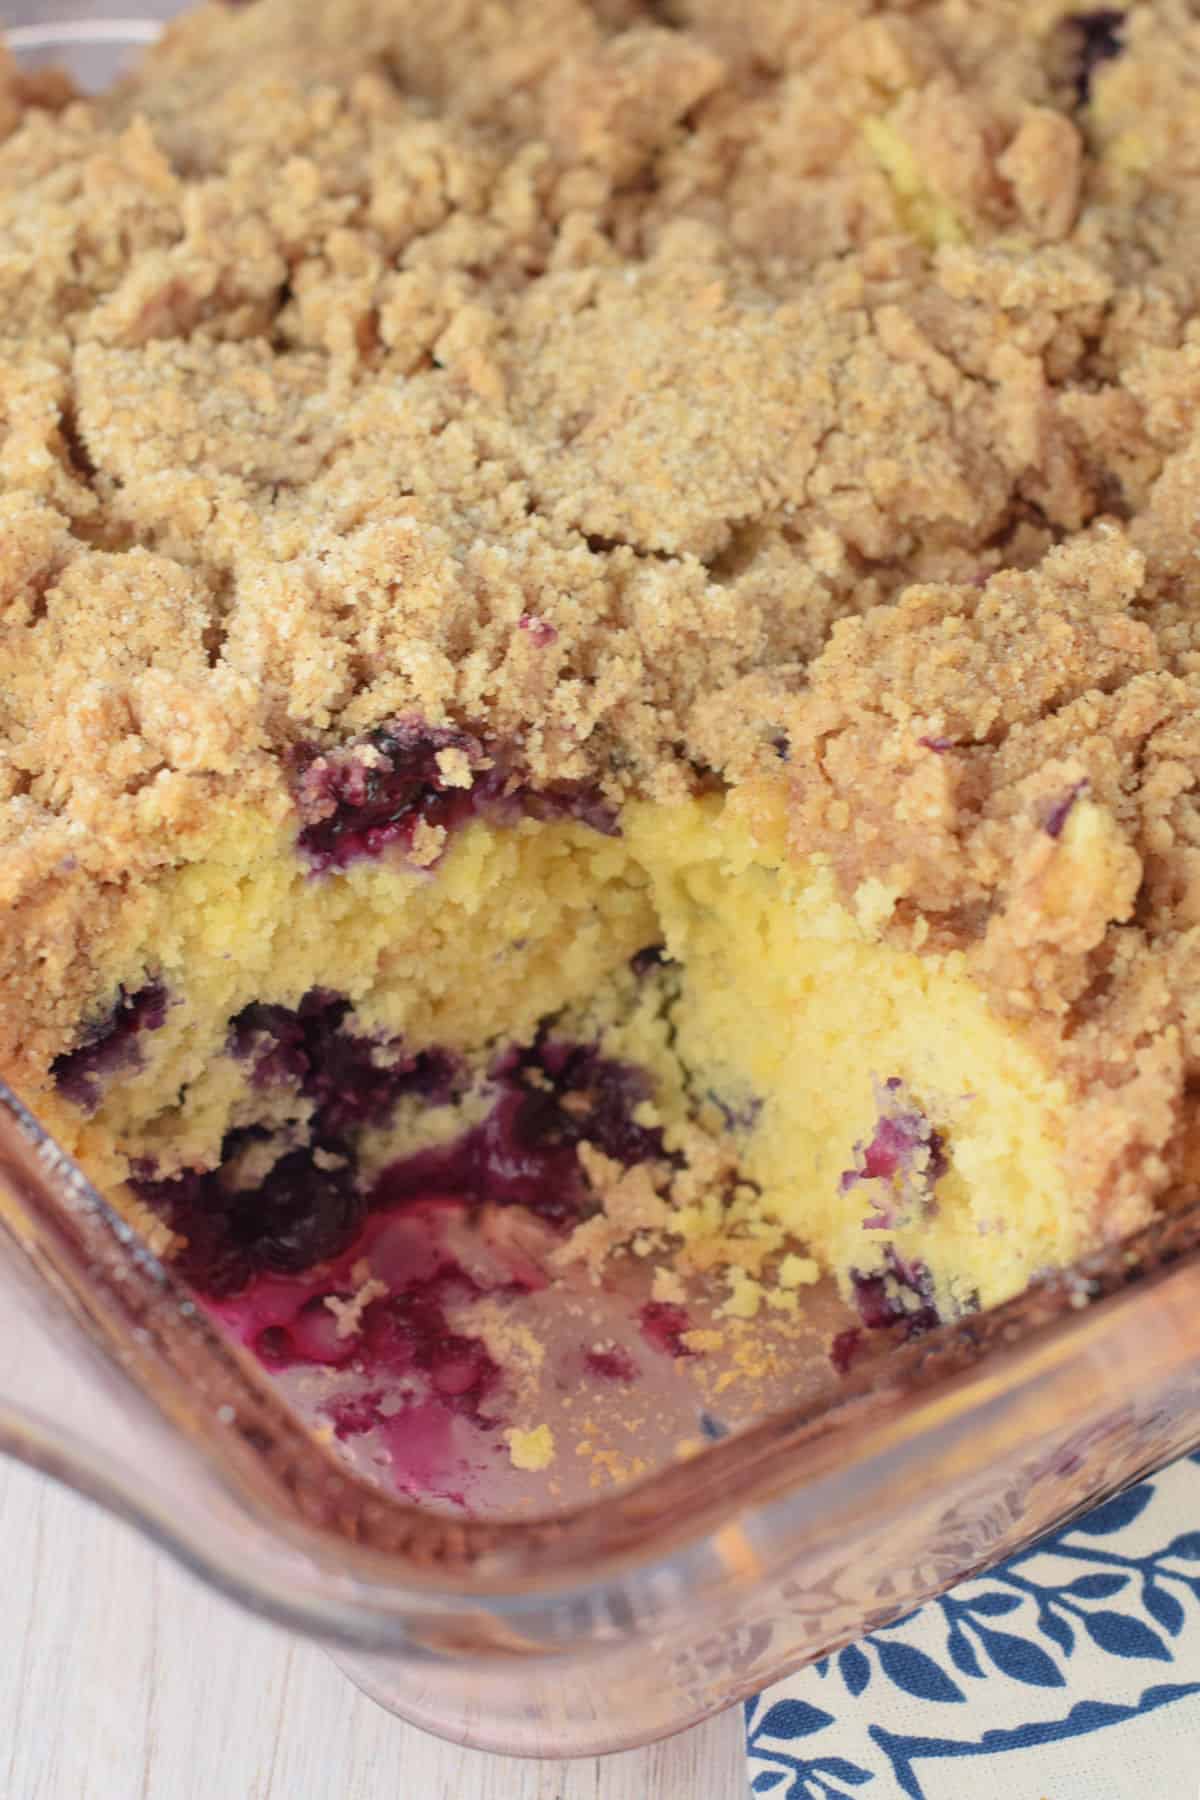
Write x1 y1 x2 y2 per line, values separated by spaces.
505 1424 555 1472
651 1267 687 1306
681 1328 724 1355
778 1255 821 1290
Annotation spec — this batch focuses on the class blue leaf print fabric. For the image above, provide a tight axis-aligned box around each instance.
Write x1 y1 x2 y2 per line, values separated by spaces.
746 1450 1200 1799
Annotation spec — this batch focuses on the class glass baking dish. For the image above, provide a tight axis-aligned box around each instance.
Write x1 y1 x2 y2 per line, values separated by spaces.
5 3 1200 1760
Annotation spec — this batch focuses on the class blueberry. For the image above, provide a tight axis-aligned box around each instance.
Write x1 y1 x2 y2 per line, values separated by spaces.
52 981 168 1110
231 990 460 1136
293 717 617 873
1070 11 1125 104
250 1149 365 1275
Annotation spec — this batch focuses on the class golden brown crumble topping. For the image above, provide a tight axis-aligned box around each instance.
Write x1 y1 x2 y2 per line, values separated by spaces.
6 0 1200 1153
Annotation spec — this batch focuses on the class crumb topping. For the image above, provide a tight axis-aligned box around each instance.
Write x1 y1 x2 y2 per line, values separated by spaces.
6 0 1200 1126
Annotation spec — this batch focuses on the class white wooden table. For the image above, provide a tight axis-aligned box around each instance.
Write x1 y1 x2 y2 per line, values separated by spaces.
0 1456 745 1798
0 1277 745 1800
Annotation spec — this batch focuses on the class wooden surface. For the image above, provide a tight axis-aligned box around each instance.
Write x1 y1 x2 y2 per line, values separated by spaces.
0 1453 744 1798
0 1282 744 1800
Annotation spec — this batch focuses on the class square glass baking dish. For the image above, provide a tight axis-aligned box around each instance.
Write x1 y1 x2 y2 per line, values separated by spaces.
5 3 1200 1760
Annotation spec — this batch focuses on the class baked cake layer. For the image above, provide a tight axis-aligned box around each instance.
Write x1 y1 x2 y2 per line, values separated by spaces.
5 0 1200 1340
26 783 1081 1322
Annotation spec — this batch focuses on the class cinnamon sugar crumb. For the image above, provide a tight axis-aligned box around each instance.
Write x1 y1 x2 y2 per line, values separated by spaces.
553 1142 673 1276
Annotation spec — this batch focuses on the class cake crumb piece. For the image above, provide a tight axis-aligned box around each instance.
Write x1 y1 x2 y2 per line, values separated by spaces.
435 746 475 789
408 818 448 868
651 1266 687 1305
778 1254 820 1290
553 1142 673 1275
719 1267 765 1320
505 1424 555 1472
459 1300 546 1427
682 1328 724 1355
324 1276 387 1339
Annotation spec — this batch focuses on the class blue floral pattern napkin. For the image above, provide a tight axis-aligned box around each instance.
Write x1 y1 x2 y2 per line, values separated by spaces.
746 1450 1200 1798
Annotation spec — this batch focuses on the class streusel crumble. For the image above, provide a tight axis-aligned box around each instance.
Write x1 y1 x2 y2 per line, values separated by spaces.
5 0 1200 1383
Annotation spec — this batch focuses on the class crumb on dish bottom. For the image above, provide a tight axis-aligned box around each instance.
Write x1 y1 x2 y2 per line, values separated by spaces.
32 784 1081 1327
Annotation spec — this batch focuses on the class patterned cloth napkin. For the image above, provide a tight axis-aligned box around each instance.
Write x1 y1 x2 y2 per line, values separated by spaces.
745 1450 1200 1799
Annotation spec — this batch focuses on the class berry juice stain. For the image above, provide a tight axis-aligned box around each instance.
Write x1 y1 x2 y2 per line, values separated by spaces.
829 1327 863 1376
639 1301 693 1359
585 1345 638 1383
208 1198 518 1506
139 1023 683 1507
